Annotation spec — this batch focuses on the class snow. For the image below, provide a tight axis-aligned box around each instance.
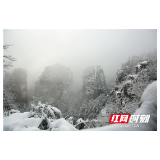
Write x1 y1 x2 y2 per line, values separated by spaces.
117 70 123 75
127 74 137 80
31 104 35 108
100 108 107 117
3 79 156 131
110 90 114 94
48 118 77 131
15 126 41 131
3 111 8 117
135 61 149 70
115 91 121 96
138 81 157 115
85 119 89 122
5 104 68 131
122 101 126 106
139 61 148 65
76 118 85 124
66 117 74 124
90 119 98 122
135 63 141 69
4 112 29 130
50 106 61 115
9 109 20 114
84 81 157 131
13 118 43 131
124 80 133 85
29 103 62 119
68 117 73 120
3 111 48 131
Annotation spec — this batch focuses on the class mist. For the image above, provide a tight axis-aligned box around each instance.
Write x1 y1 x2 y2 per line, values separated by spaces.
3 29 157 90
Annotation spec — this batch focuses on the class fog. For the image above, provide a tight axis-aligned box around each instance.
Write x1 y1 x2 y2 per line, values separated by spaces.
3 29 157 90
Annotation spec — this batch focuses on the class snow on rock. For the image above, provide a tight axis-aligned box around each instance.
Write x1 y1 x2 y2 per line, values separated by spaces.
135 63 141 69
127 75 137 80
139 61 149 65
3 81 157 131
4 112 30 131
135 61 149 73
48 118 77 131
29 103 62 119
30 102 62 130
115 91 121 96
75 118 90 130
50 106 62 118
4 101 63 131
76 118 85 124
13 118 43 131
124 80 133 85
3 112 44 131
66 117 74 124
68 117 73 120
9 109 20 114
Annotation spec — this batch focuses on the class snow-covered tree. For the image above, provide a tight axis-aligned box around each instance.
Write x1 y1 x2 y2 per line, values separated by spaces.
35 64 73 117
104 50 157 117
72 66 108 121
3 44 16 71
82 66 108 100
3 44 17 113
11 68 28 111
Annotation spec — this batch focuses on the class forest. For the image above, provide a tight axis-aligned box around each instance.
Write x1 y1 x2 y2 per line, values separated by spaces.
3 44 157 131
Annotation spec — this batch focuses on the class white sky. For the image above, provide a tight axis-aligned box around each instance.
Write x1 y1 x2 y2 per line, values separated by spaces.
3 29 157 89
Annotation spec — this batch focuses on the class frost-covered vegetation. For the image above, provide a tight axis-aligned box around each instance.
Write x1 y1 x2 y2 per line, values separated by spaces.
3 68 28 112
3 45 157 131
34 64 73 117
4 80 157 131
3 101 77 131
97 51 157 126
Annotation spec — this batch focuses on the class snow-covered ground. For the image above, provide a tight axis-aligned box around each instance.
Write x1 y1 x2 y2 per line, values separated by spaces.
3 112 42 131
3 81 157 131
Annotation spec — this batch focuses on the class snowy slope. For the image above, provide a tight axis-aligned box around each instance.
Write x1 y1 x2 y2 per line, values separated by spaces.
84 81 157 131
3 81 157 131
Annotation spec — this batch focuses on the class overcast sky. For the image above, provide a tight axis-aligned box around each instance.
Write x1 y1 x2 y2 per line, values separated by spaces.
3 29 157 90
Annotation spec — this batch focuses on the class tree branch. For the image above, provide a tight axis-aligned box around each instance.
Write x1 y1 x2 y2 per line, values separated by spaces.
3 44 14 51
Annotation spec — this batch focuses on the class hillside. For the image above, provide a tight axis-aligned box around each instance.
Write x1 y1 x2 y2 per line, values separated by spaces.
96 51 157 126
3 51 157 130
